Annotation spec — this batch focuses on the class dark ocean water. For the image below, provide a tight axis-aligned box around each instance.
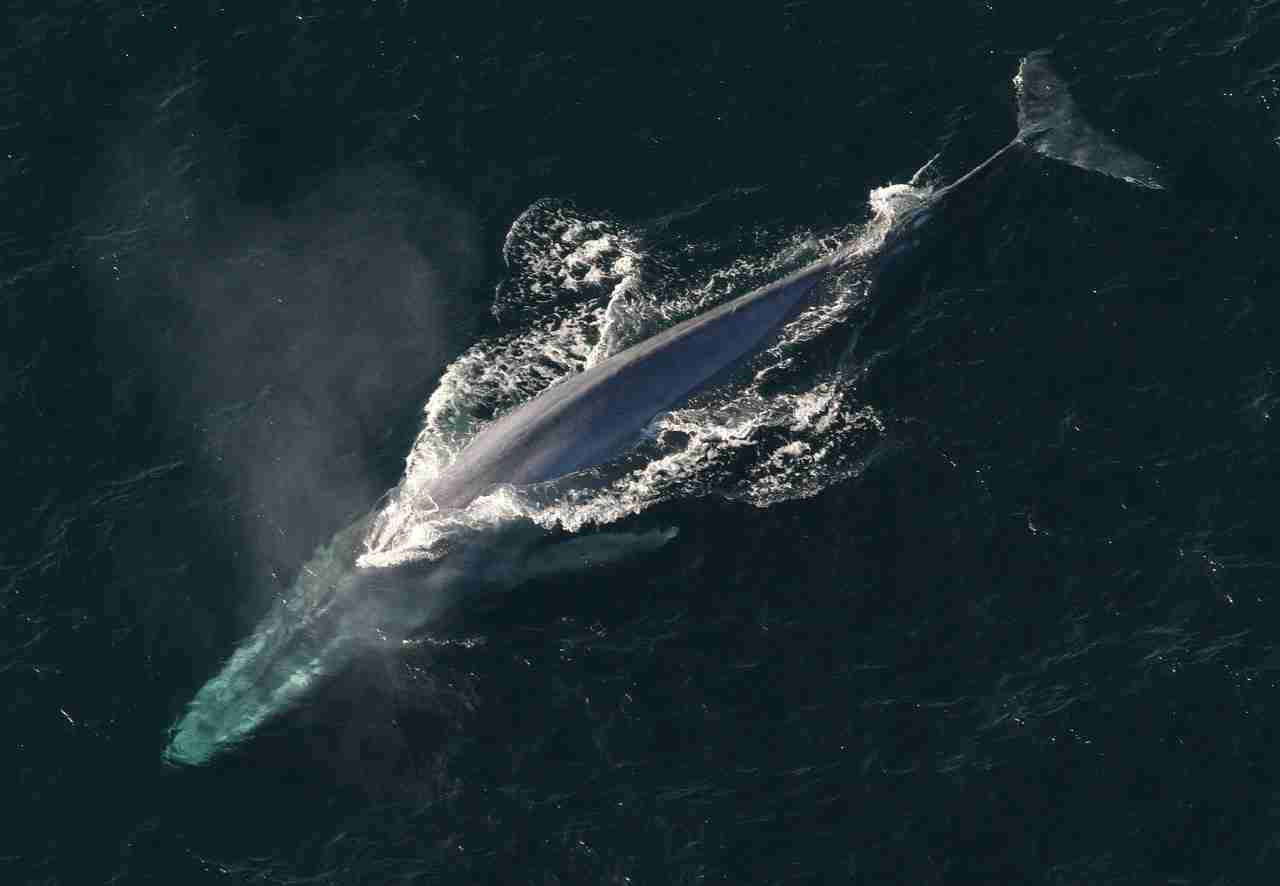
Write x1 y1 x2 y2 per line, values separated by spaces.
7 2 1280 883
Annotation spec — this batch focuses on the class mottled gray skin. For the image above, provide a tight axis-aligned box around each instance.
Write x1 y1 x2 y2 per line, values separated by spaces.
427 256 838 508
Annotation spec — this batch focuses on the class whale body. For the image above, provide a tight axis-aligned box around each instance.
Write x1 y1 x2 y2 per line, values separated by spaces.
163 52 1159 765
426 256 838 509
422 53 1159 510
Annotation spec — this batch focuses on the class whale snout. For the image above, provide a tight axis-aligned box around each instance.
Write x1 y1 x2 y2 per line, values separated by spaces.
163 714 219 767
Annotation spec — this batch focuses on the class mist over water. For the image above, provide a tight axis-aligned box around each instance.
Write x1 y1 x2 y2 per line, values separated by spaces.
8 3 1280 884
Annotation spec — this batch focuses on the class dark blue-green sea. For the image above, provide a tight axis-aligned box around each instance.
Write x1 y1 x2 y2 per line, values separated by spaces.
7 2 1280 883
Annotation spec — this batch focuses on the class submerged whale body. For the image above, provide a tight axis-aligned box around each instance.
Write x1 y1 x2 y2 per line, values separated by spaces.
163 52 1160 765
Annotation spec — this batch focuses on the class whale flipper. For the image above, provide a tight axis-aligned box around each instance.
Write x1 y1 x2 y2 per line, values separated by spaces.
520 527 679 581
1014 49 1162 190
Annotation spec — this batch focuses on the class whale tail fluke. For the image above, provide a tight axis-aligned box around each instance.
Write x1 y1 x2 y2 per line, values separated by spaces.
1013 49 1162 190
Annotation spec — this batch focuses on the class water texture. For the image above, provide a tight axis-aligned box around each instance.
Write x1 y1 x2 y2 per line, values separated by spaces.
6 3 1280 883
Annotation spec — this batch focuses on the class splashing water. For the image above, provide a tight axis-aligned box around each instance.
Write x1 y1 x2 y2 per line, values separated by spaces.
360 183 932 569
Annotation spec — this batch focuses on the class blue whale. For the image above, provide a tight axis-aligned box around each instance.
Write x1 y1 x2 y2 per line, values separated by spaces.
163 52 1158 765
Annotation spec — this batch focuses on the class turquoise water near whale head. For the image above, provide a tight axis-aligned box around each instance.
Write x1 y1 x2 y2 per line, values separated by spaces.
7 3 1280 883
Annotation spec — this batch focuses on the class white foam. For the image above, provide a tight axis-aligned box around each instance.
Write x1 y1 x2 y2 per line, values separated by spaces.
363 182 929 565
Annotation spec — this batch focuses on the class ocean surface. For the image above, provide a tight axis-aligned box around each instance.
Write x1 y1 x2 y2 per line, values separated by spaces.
6 2 1280 883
